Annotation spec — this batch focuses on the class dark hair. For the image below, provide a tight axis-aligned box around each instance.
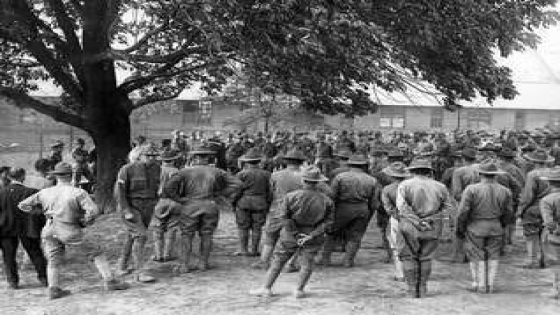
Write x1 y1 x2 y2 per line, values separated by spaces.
409 168 433 177
34 158 52 173
8 167 25 181
0 166 10 175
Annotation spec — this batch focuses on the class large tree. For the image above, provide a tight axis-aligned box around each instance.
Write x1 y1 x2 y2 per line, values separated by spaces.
0 0 558 210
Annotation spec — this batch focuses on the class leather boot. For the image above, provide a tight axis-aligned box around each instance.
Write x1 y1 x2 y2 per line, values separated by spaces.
468 261 479 292
198 234 213 271
116 234 134 275
133 237 155 283
153 230 165 262
233 229 250 256
343 241 361 268
402 261 418 298
94 255 130 291
250 228 262 257
419 260 432 297
163 228 177 261
48 286 71 300
174 234 195 274
478 261 487 293
487 260 499 293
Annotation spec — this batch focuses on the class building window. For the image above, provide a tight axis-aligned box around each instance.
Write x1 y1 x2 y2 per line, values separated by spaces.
430 108 444 128
467 109 492 130
197 100 212 125
379 106 405 129
514 111 526 130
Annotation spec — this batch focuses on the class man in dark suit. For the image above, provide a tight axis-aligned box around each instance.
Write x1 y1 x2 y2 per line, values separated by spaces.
0 168 47 289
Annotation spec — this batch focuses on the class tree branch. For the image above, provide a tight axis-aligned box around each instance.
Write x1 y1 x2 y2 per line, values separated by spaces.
133 90 182 109
120 21 170 53
45 0 84 83
0 86 86 129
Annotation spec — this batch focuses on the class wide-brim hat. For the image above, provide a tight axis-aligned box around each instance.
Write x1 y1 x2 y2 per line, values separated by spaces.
50 162 73 176
189 142 216 155
382 162 411 178
498 148 516 158
159 150 181 161
282 149 307 161
478 162 506 175
347 154 369 165
540 168 560 182
462 147 478 160
478 143 500 152
523 150 554 164
301 166 328 182
239 148 263 162
50 140 64 148
406 158 434 171
141 143 160 156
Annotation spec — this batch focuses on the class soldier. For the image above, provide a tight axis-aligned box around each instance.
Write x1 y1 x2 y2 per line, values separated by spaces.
162 143 241 272
18 162 128 299
517 149 554 269
457 163 513 293
0 168 47 289
233 148 272 257
251 149 307 270
249 166 334 298
451 147 480 263
115 143 161 282
152 150 182 263
319 154 379 267
381 162 411 281
539 168 560 299
46 140 64 170
397 158 455 298
71 138 93 189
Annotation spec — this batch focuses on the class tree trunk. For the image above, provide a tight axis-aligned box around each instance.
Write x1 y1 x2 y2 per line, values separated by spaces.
89 98 131 213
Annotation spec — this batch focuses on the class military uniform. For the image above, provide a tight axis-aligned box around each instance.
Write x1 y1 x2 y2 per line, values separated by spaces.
327 157 379 267
457 169 513 293
539 172 560 298
162 157 241 271
115 147 161 281
397 159 455 298
234 158 272 256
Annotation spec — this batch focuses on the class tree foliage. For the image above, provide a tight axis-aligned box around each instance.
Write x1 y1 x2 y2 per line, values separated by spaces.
0 0 558 124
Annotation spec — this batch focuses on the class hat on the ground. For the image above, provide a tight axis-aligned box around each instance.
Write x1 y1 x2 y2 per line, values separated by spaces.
141 143 160 156
189 143 216 156
301 166 328 182
406 158 434 171
523 149 554 164
50 140 64 148
347 154 369 166
50 162 73 176
540 168 560 182
160 150 181 162
477 162 506 175
462 147 477 160
382 162 411 178
239 148 262 162
282 149 307 161
498 148 516 158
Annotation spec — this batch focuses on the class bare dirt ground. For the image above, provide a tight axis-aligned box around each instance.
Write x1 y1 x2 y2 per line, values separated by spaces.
1 210 560 315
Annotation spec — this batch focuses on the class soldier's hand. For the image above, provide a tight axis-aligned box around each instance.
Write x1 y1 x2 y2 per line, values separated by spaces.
123 208 135 221
296 234 312 247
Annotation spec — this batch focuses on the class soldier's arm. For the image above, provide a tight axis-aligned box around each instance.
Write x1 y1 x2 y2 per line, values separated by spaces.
78 191 100 226
540 197 556 232
456 187 473 237
501 189 515 227
517 173 536 218
451 169 463 202
114 165 132 212
222 171 243 199
368 181 381 217
381 187 397 219
309 197 335 239
18 191 42 213
396 183 421 225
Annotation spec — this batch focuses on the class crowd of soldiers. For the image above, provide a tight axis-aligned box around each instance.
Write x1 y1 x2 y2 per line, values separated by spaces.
1 127 560 301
